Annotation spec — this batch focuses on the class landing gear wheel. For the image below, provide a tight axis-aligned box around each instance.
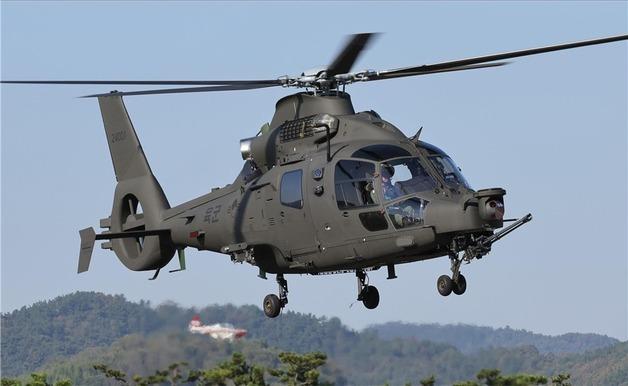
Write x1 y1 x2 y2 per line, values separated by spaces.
453 274 467 295
437 275 453 296
263 294 281 318
361 285 380 309
262 274 288 318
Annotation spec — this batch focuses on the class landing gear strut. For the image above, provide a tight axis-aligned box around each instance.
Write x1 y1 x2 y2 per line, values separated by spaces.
436 214 533 297
356 269 379 309
437 250 467 297
263 274 288 318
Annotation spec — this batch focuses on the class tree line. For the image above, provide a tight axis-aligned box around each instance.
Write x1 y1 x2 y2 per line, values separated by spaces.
1 351 573 386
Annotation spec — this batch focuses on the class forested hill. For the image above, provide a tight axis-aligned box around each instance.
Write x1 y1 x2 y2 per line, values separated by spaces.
1 292 159 376
367 322 618 354
1 291 358 377
1 291 625 385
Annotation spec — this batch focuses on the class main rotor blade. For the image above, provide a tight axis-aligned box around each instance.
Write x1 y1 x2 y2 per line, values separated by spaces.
327 33 378 77
367 62 510 81
377 34 628 78
80 83 280 98
2 79 281 86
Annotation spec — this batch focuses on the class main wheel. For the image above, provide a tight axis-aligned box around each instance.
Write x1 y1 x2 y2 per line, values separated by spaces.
263 294 281 318
437 275 453 296
453 274 467 295
361 285 380 309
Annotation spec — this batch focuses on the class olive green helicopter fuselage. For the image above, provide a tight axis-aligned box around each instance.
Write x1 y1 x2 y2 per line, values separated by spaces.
6 32 621 317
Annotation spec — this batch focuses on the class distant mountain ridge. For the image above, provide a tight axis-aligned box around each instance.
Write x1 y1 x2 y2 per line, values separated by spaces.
367 321 619 354
1 292 626 385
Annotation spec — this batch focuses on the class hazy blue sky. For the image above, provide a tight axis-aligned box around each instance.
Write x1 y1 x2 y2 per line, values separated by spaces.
2 2 626 340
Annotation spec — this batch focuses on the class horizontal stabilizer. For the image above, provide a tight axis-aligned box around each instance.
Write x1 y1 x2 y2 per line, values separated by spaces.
77 228 172 274
78 227 96 273
94 229 170 240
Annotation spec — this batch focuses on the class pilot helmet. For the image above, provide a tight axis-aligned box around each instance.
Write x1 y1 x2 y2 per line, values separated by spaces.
382 164 395 178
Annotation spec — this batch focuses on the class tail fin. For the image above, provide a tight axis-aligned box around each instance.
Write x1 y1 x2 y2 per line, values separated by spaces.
81 95 175 272
98 96 152 181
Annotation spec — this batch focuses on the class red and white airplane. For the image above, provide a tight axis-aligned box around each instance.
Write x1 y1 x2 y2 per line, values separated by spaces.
188 315 247 341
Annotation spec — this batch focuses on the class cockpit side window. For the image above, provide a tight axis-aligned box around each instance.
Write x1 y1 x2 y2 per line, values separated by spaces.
386 197 429 229
381 157 437 200
280 170 303 209
335 160 377 210
352 145 411 161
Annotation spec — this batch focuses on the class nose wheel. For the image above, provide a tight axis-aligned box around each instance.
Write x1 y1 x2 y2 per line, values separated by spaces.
263 274 288 318
263 294 282 318
437 274 453 296
435 214 533 298
452 274 466 295
437 252 467 296
356 270 380 309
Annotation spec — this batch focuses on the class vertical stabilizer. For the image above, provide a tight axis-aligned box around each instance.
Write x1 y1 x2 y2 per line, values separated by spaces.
87 95 175 272
98 95 152 181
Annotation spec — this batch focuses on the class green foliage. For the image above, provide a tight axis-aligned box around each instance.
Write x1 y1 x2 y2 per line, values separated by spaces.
551 373 571 386
0 357 587 386
131 362 196 386
451 369 550 386
470 369 547 386
269 352 329 386
477 369 502 385
197 353 265 386
1 380 22 386
130 362 194 386
88 351 328 386
0 374 71 386
93 363 127 383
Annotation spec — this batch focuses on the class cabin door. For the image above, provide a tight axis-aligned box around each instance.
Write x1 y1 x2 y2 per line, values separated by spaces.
273 165 318 267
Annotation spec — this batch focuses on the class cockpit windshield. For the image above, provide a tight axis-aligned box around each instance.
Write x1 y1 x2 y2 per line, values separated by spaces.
380 157 436 201
428 155 471 190
418 141 472 190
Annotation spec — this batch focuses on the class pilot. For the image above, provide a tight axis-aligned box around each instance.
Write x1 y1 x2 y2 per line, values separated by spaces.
381 164 399 200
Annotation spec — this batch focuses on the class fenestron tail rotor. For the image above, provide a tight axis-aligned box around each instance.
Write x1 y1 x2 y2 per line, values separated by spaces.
2 33 626 97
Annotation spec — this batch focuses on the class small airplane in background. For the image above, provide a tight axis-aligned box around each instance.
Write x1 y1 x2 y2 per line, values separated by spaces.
188 315 247 341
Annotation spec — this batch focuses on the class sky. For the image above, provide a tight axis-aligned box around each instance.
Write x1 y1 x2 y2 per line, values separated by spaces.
1 2 627 340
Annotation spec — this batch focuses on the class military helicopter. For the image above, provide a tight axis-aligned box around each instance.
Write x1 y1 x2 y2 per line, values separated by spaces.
3 33 626 318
